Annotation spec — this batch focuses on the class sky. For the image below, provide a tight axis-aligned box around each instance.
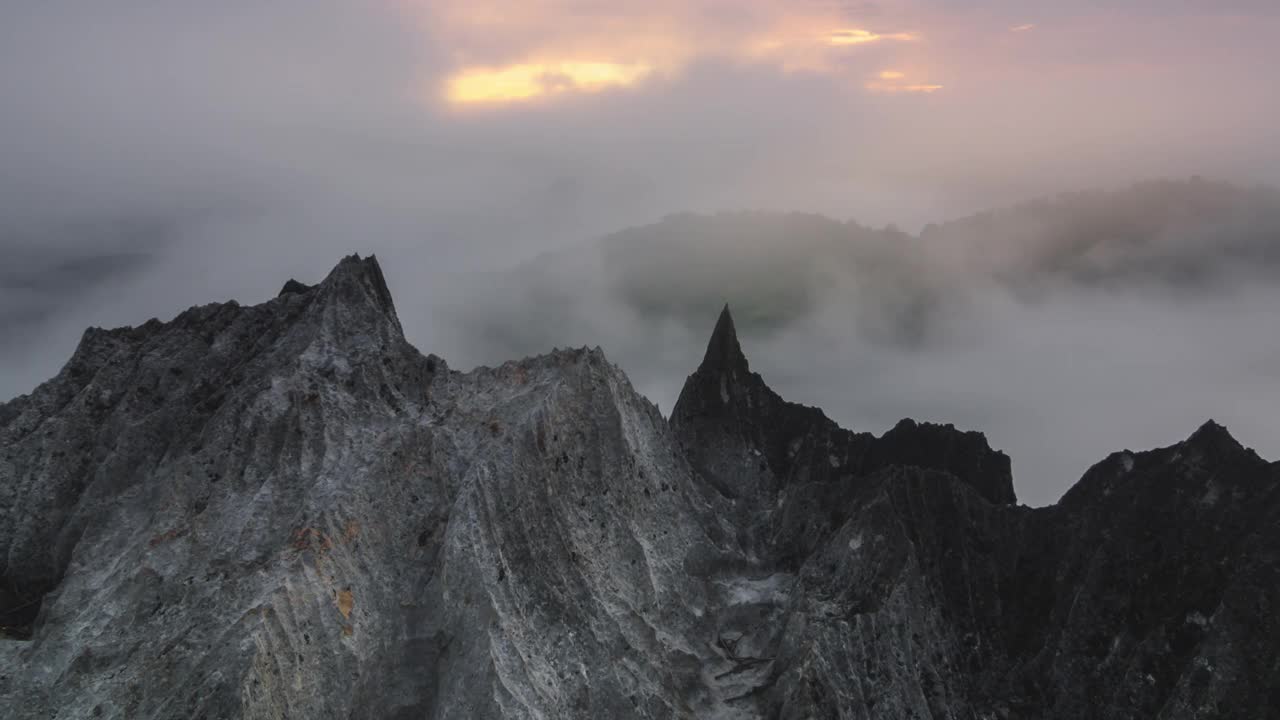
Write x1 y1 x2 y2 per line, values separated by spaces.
1 0 1278 505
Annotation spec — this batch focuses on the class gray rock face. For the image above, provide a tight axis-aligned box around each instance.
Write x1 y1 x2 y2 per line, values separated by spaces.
1 255 1276 719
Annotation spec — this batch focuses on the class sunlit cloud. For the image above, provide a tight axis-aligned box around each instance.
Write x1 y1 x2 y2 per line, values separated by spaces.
866 70 942 94
1011 23 1036 32
828 28 918 46
446 61 652 105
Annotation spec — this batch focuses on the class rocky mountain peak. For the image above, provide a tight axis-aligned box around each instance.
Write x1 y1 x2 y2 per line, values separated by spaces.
314 253 398 319
874 418 1016 504
277 278 313 296
1184 418 1246 456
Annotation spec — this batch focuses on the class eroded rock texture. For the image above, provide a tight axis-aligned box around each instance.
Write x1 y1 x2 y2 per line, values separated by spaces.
1 255 1276 719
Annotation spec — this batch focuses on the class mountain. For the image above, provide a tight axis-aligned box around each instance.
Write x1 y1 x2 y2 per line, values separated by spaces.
1 255 1276 719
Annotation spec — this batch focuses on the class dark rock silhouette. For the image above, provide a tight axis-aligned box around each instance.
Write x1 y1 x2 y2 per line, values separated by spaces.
0 258 1275 719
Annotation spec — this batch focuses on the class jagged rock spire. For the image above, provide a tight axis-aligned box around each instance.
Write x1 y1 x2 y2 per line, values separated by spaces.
699 304 750 375
674 304 767 428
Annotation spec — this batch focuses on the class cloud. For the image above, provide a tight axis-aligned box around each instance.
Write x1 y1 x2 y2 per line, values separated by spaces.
454 179 1280 353
1010 23 1036 32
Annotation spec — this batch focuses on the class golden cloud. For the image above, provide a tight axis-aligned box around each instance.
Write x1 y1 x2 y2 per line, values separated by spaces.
866 70 942 94
447 62 652 105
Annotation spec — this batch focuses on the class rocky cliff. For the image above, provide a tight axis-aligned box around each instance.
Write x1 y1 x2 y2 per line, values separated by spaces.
1 255 1276 719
